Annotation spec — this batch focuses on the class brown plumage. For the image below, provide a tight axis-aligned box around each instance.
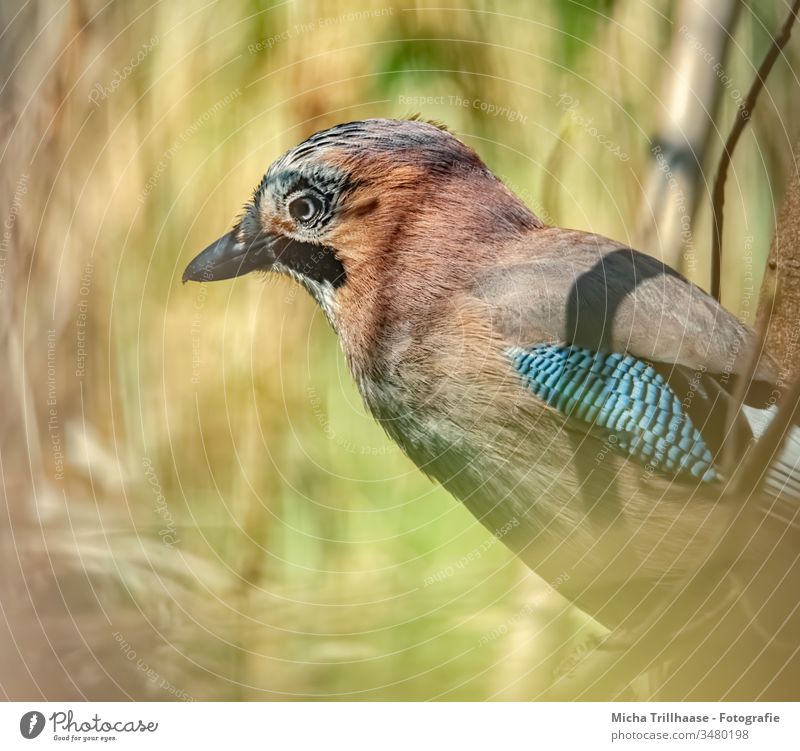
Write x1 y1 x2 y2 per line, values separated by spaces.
184 118 800 699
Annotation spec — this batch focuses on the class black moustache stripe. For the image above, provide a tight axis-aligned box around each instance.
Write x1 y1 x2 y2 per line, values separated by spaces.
274 237 346 288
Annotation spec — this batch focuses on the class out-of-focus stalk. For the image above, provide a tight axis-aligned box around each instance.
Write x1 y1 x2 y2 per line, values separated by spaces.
635 0 740 273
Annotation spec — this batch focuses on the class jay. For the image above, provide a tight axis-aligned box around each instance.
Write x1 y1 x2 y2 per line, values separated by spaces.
184 119 800 697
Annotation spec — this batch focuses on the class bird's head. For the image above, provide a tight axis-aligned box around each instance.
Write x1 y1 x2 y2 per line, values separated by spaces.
183 118 541 345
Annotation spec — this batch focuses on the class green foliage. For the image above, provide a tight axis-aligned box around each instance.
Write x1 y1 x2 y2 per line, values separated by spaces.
552 0 617 65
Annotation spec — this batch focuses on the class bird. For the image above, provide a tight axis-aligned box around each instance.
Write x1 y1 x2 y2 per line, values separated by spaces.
183 118 800 699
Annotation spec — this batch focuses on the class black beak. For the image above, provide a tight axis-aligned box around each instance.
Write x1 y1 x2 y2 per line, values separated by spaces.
182 230 275 283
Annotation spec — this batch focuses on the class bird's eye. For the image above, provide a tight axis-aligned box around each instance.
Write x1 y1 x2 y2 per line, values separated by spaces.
288 193 324 224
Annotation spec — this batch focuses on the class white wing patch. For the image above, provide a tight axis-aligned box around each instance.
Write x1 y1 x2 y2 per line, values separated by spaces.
743 404 800 499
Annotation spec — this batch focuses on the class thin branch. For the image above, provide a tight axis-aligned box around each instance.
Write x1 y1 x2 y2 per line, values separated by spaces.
710 0 800 302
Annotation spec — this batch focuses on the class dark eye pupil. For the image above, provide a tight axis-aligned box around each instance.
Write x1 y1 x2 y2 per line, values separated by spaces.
289 195 321 223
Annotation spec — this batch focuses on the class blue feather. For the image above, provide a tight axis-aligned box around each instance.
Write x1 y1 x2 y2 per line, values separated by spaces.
509 344 717 482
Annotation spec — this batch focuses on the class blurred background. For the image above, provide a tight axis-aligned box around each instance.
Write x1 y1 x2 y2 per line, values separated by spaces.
1 0 798 700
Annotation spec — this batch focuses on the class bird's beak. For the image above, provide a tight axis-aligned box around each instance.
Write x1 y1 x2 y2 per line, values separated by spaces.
182 230 275 283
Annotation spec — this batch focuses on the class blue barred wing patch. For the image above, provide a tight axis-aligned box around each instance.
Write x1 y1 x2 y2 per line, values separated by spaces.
509 345 717 482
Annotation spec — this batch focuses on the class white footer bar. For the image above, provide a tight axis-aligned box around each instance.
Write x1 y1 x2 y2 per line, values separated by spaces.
0 702 795 750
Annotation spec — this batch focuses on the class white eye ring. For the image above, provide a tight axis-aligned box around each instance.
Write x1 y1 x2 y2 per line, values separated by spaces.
288 193 324 224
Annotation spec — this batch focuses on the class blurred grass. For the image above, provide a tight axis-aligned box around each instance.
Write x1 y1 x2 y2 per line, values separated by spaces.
2 0 798 700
